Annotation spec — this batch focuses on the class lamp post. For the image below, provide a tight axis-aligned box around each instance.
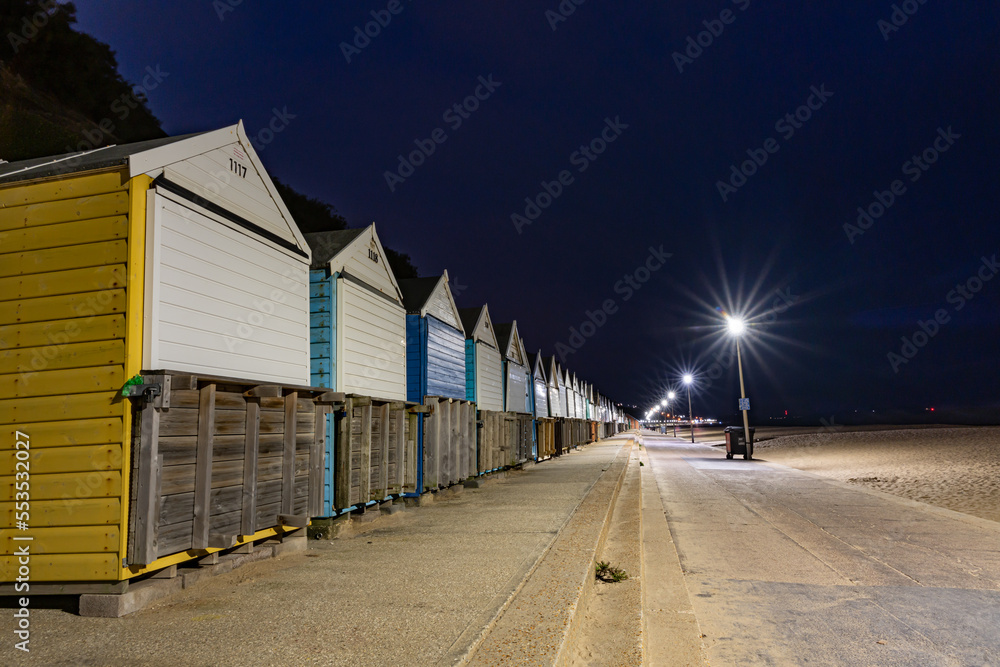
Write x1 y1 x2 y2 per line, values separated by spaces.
667 391 677 437
726 316 752 446
682 374 694 443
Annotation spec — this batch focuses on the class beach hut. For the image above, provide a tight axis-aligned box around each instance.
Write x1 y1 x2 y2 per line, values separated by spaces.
494 321 532 464
572 373 585 420
459 306 508 471
306 224 406 400
543 357 571 455
459 306 503 411
398 272 475 490
543 357 562 419
0 122 330 591
531 352 549 419
305 224 417 515
400 272 466 403
567 371 588 447
557 362 570 420
494 321 529 414
530 352 555 459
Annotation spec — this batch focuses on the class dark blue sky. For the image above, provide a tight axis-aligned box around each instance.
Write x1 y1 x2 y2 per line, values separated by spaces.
73 1 1000 420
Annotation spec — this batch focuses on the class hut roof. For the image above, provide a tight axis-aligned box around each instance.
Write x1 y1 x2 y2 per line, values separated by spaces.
0 132 203 183
398 276 442 312
303 228 366 269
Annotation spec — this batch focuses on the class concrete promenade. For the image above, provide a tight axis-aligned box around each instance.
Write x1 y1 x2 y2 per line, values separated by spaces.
642 431 1000 665
6 431 1000 665
4 437 633 666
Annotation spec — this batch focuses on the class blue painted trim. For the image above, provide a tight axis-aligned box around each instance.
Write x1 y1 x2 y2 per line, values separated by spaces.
465 339 476 403
416 412 424 494
309 269 337 390
323 410 334 516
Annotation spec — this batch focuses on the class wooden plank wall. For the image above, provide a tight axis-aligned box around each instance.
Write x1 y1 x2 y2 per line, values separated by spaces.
128 375 321 565
477 410 508 474
422 396 474 491
0 170 131 582
553 418 568 456
535 419 555 460
403 410 418 494
500 414 531 467
332 395 410 510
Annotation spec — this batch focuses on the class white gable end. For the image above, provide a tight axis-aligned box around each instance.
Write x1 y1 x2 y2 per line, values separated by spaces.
503 323 525 365
130 122 309 259
423 273 463 330
328 225 401 303
471 307 498 349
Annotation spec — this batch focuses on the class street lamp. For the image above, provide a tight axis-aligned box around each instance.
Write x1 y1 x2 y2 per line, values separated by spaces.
667 391 677 436
725 315 752 447
682 374 694 443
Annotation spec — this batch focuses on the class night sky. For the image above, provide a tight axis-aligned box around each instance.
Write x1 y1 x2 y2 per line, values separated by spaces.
72 2 1000 421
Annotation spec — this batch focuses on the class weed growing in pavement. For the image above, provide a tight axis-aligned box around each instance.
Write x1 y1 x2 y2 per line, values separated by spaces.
595 561 629 583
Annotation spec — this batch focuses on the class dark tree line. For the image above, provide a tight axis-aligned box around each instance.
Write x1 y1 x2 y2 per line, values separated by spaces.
0 1 419 277
1 1 164 143
274 178 419 280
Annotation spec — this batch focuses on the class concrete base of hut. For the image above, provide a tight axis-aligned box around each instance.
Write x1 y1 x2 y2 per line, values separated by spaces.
77 530 307 617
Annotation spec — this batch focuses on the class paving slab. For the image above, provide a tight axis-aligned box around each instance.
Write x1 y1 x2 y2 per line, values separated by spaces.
464 441 631 666
641 432 1000 666
1 440 628 667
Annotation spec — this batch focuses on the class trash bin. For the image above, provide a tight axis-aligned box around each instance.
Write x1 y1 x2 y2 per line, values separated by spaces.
724 426 755 460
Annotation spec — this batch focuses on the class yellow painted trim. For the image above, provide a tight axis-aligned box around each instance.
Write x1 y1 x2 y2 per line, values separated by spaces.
124 526 297 579
117 174 151 579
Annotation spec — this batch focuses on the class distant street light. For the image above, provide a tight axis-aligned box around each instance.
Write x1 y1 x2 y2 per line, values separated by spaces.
667 391 678 436
725 315 752 446
683 374 695 443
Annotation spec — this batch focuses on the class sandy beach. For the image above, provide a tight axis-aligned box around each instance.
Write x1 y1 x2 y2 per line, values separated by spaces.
750 426 1000 523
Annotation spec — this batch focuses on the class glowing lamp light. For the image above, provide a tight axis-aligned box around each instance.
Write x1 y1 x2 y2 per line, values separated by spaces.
726 315 746 336
683 374 693 385
668 391 676 400
726 317 745 335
